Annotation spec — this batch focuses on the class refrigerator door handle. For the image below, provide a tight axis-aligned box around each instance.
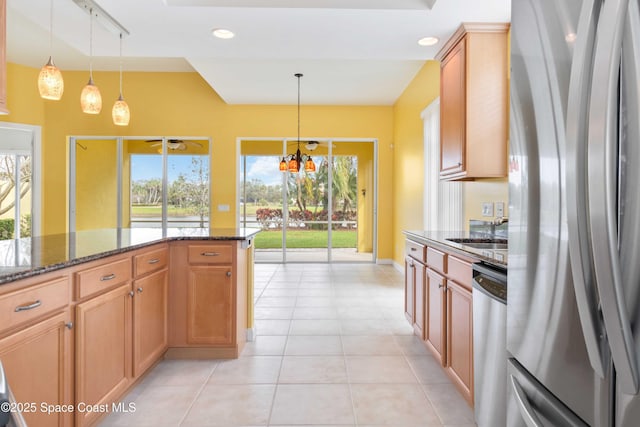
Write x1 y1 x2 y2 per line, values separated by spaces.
510 375 544 427
565 0 606 379
587 0 639 394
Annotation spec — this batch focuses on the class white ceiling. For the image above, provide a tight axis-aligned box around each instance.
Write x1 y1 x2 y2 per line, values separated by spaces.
6 0 510 105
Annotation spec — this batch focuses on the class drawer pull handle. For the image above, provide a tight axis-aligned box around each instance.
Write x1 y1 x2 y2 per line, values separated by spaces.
438 284 444 289
15 300 42 312
147 259 160 264
411 247 417 251
226 271 232 277
201 252 220 257
100 273 116 281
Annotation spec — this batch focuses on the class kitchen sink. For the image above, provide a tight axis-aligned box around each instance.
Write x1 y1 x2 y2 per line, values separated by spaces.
446 238 508 250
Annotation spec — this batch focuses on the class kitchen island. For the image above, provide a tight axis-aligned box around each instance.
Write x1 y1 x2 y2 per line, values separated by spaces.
0 227 259 427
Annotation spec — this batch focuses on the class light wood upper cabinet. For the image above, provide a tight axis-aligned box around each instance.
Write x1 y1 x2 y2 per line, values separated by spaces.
0 0 7 114
436 23 509 181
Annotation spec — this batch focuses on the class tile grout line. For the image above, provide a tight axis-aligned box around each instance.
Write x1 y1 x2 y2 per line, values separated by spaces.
176 361 219 427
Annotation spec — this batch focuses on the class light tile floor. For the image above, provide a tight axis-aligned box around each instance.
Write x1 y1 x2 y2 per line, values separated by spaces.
100 263 476 427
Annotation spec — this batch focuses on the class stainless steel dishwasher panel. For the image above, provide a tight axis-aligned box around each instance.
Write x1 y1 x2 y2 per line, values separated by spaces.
473 262 507 427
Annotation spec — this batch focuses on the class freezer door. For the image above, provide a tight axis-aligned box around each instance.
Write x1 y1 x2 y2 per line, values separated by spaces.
613 0 640 424
509 0 602 425
507 358 590 427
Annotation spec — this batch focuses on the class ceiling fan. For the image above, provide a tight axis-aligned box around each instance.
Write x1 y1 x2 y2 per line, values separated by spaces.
145 139 203 151
301 141 335 151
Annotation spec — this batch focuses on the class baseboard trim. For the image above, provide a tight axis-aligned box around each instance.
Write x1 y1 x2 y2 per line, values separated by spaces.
376 258 393 265
246 327 256 342
392 260 403 272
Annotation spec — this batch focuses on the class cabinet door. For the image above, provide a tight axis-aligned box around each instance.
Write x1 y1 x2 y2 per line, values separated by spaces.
446 280 473 405
413 261 426 339
440 38 466 178
0 311 72 427
425 268 446 365
187 266 234 345
404 257 415 324
133 269 168 377
76 284 132 427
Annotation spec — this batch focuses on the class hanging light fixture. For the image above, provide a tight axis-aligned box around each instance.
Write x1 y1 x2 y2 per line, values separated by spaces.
112 33 130 126
38 0 64 100
279 73 316 173
80 8 102 114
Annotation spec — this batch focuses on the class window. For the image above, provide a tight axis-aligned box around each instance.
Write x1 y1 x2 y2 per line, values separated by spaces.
0 124 41 240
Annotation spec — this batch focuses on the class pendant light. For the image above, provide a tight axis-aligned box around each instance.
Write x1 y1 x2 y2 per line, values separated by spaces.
280 73 315 173
112 33 130 126
80 8 102 114
37 0 64 100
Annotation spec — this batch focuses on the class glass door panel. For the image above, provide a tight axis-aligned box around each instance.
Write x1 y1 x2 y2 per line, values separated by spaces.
166 139 210 227
75 138 119 231
240 140 285 263
331 142 374 262
125 139 163 228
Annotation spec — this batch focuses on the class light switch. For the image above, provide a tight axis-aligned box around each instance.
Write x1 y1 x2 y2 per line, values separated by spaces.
217 204 230 212
481 202 494 217
495 202 505 218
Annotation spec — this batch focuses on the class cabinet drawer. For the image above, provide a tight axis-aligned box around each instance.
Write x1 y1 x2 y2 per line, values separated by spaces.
0 277 69 334
188 245 232 264
448 256 473 291
134 247 168 278
406 240 426 262
76 258 131 300
427 247 447 274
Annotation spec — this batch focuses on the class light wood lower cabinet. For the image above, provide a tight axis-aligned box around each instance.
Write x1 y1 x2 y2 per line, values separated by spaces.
404 256 415 324
133 268 168 376
0 311 73 427
425 267 446 365
446 280 473 404
187 266 233 345
75 284 133 427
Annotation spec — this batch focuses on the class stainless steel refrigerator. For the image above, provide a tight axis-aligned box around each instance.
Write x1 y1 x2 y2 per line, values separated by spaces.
508 0 640 425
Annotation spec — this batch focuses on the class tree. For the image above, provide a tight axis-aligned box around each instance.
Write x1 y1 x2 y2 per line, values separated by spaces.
0 155 31 216
186 156 209 226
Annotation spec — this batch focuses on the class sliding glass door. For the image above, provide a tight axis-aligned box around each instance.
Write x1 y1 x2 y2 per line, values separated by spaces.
240 138 376 263
70 136 211 232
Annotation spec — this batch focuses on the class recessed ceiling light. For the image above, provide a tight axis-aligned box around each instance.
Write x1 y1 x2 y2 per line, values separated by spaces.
565 32 577 43
212 28 235 39
417 36 439 47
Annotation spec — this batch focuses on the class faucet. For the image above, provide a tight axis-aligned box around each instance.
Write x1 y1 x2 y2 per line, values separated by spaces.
493 217 508 226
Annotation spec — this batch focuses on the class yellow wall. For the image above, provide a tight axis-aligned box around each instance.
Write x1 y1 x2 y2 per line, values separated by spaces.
392 61 441 264
1 64 394 259
462 179 508 226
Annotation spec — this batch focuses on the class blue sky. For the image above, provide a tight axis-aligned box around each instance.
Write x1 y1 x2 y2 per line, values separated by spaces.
242 156 284 186
131 155 208 182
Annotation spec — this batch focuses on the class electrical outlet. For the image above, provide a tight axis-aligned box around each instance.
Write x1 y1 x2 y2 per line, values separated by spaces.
481 202 494 217
495 202 505 218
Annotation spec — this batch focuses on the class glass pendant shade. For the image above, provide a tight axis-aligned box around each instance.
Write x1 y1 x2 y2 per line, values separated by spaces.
81 79 102 114
305 157 316 172
288 157 299 173
38 57 64 100
112 95 130 126
279 157 288 172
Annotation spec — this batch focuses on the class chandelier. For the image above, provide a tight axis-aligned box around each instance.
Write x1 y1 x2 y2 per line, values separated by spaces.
279 73 316 173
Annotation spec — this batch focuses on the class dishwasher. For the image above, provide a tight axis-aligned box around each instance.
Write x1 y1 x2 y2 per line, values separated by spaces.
0 361 27 427
472 261 507 427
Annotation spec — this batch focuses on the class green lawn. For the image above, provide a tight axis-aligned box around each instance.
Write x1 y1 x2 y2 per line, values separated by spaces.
255 230 356 249
132 205 193 216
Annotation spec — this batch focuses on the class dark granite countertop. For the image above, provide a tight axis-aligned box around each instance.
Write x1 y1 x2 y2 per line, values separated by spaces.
0 227 261 285
403 230 508 268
